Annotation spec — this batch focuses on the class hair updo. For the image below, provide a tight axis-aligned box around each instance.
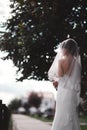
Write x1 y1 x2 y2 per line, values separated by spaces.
60 38 79 56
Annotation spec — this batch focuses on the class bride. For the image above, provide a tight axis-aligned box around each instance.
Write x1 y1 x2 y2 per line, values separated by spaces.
48 39 81 130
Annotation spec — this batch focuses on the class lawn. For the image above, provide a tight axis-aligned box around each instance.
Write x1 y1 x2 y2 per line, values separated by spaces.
81 126 87 130
80 116 87 123
80 116 87 130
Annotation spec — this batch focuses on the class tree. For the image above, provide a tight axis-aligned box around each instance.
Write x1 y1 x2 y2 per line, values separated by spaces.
0 0 87 111
28 92 43 108
0 0 56 81
8 98 21 112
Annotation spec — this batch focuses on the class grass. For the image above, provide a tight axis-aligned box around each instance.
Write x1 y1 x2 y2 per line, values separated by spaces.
81 126 87 130
80 116 87 123
31 114 53 122
80 116 87 130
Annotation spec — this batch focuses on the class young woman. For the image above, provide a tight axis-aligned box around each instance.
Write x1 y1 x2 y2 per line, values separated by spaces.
48 39 81 130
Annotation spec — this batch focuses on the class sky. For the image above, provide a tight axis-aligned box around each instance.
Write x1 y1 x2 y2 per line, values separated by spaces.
0 0 56 105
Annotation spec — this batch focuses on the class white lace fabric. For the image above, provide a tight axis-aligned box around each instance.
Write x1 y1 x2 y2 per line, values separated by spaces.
48 47 81 130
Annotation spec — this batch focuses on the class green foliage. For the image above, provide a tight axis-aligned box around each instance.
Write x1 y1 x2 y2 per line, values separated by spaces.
1 0 56 81
8 98 21 112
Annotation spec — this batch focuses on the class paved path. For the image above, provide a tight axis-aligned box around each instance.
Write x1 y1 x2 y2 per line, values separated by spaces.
12 114 51 130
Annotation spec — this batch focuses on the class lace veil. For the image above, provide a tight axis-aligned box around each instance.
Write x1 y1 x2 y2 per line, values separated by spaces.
48 43 63 82
48 39 81 105
48 39 81 82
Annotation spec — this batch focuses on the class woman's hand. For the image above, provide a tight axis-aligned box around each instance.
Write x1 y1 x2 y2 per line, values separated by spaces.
53 81 58 90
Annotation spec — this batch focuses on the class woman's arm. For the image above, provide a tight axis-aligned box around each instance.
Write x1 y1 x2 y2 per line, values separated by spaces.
53 81 58 90
53 59 64 90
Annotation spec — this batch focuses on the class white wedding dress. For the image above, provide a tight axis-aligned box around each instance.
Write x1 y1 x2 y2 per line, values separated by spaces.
48 51 81 130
